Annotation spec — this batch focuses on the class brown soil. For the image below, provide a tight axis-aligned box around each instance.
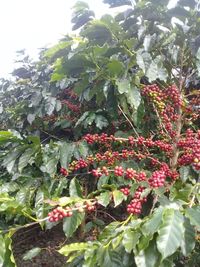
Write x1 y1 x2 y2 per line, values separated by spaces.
12 224 67 267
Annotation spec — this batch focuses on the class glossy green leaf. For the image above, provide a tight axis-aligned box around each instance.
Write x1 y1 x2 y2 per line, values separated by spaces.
18 148 35 172
107 60 124 77
112 190 124 207
45 157 58 175
35 188 46 221
96 191 111 207
23 247 42 261
63 210 85 237
136 50 152 73
59 242 89 257
69 178 83 197
95 115 109 129
142 207 164 236
146 56 168 82
180 217 195 256
60 142 75 168
179 166 190 182
116 78 130 94
185 205 200 227
97 247 123 267
126 86 141 110
122 230 140 253
135 240 160 267
0 233 16 267
157 209 184 259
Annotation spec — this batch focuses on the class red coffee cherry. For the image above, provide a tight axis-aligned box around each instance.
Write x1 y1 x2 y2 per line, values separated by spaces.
114 166 124 176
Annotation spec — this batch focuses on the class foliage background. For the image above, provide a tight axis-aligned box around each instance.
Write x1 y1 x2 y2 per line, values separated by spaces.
0 0 200 266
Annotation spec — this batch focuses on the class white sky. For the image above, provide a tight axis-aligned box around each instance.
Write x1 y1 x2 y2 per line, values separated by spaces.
0 0 113 78
0 0 176 78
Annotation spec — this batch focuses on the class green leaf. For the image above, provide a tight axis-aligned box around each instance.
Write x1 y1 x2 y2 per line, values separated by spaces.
99 221 121 241
45 157 58 175
97 247 123 267
27 113 36 125
112 190 124 207
185 205 200 227
157 209 184 259
126 86 141 110
60 142 75 168
45 41 72 58
95 115 109 129
35 188 46 221
170 184 193 202
58 196 81 206
18 148 35 172
23 247 41 261
179 166 190 182
180 217 195 256
135 240 160 267
146 56 168 82
142 207 164 236
59 242 89 257
69 178 83 197
2 148 22 173
107 60 124 77
97 175 109 189
136 50 152 73
75 141 89 159
45 97 57 115
122 230 140 253
63 210 85 237
0 233 16 267
0 235 6 266
75 111 88 126
81 21 112 46
116 78 130 94
137 235 153 251
96 191 111 207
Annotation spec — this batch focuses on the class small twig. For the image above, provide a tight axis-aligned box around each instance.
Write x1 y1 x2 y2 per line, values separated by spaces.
118 105 139 137
40 129 62 141
150 195 158 215
189 195 196 208
97 210 117 221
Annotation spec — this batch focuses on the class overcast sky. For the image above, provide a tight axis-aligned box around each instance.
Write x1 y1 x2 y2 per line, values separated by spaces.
0 0 113 78
0 0 176 78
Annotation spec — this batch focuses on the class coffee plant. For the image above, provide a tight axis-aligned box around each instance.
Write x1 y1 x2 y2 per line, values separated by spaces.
0 0 200 266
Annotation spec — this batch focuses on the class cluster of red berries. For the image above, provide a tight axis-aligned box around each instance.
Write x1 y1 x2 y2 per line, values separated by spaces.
148 171 166 188
120 187 130 196
84 133 174 156
177 130 200 170
61 99 81 113
48 206 73 222
67 150 140 175
166 85 182 108
136 171 147 181
60 167 68 176
83 133 115 144
85 201 96 212
142 84 183 138
91 168 102 178
63 88 78 100
48 201 96 222
160 163 179 180
114 166 124 176
127 201 142 214
127 187 147 214
125 168 137 179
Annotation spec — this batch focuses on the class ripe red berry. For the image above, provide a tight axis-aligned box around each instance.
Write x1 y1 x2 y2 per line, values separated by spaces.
114 166 124 176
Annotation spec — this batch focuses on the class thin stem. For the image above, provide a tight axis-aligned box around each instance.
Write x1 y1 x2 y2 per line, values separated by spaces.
40 129 62 141
118 105 139 137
